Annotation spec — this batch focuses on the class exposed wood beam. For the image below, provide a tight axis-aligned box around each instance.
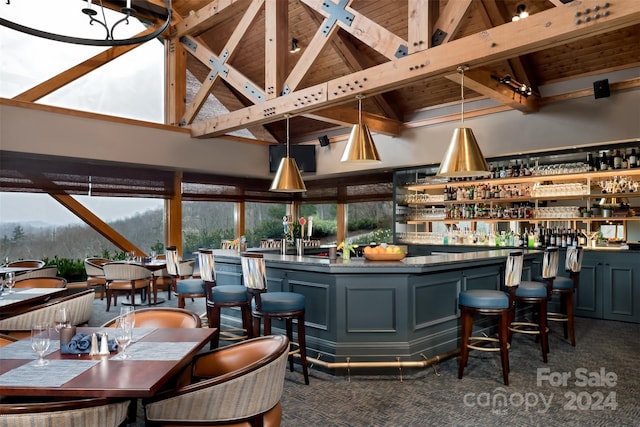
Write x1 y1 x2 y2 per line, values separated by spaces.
264 0 288 100
13 28 155 102
300 0 407 61
445 67 538 113
432 0 474 44
408 0 433 52
179 0 265 124
301 5 401 121
173 0 252 37
302 107 402 136
189 0 638 138
166 37 187 126
281 1 352 94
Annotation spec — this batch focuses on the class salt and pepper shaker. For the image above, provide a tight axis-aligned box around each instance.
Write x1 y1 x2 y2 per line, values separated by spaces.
89 332 99 356
99 332 110 355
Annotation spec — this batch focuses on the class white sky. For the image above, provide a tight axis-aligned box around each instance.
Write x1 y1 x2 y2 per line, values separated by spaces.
0 0 165 226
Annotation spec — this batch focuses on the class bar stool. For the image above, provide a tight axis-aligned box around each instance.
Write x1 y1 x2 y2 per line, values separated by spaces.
165 246 201 309
241 252 309 385
458 251 523 385
203 250 252 349
542 246 583 346
508 246 559 363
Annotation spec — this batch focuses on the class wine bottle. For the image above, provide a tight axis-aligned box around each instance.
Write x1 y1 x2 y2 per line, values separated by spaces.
599 151 608 171
614 149 622 169
629 148 637 168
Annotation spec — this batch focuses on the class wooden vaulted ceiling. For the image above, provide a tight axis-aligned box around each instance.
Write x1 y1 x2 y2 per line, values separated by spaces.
10 0 640 147
164 0 640 146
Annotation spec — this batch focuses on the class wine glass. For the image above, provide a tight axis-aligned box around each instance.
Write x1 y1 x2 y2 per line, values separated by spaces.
115 318 133 359
119 306 135 329
54 307 70 332
31 324 50 366
4 272 15 294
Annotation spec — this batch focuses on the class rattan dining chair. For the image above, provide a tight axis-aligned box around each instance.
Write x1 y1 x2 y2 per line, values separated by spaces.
101 307 201 328
164 246 202 309
6 259 45 269
14 266 58 281
0 397 130 427
84 257 111 300
102 263 153 312
13 277 67 288
144 335 289 427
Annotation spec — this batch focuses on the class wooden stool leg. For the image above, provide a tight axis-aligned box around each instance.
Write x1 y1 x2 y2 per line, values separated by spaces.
241 305 253 338
567 291 576 346
178 295 185 309
499 310 510 386
539 300 549 363
252 316 261 338
297 313 309 385
458 308 472 379
286 318 294 372
263 316 272 336
210 305 222 349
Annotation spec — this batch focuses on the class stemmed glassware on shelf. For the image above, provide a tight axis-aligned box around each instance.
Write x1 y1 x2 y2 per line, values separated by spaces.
4 271 15 294
31 324 50 366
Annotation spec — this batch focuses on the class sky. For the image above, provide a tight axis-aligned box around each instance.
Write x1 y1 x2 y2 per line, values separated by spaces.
0 0 165 226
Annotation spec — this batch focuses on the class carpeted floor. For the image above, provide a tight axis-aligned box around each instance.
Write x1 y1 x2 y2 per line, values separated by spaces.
89 294 640 427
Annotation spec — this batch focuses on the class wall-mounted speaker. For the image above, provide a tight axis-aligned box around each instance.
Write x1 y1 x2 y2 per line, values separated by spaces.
318 135 330 147
593 79 610 99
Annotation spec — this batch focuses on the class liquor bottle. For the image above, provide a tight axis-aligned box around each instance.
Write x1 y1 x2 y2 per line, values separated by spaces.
560 229 567 248
577 230 588 246
550 228 556 246
613 149 622 169
629 148 637 168
622 150 628 169
528 227 536 248
586 153 595 172
545 228 551 247
567 229 573 247
521 228 528 248
537 228 544 248
599 151 608 171
444 186 449 201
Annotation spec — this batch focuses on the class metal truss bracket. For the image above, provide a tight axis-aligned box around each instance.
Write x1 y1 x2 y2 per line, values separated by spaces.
432 28 447 47
244 82 266 103
179 36 197 53
208 49 230 79
281 85 291 96
395 44 408 58
321 0 354 37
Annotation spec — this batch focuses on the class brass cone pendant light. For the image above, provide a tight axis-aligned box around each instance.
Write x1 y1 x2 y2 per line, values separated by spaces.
270 114 307 193
341 95 381 163
437 66 490 178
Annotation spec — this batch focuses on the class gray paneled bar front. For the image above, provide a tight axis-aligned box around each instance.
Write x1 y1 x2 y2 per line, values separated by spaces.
210 249 542 371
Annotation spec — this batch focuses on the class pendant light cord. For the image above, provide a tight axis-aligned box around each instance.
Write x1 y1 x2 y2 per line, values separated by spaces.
285 114 291 157
460 66 465 126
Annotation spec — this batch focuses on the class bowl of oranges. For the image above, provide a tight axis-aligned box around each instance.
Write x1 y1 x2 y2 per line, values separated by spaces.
363 244 407 261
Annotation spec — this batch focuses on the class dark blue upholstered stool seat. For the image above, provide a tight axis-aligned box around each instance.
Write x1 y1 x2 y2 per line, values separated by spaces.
176 278 205 295
515 281 548 298
255 292 305 313
206 283 252 349
459 290 509 309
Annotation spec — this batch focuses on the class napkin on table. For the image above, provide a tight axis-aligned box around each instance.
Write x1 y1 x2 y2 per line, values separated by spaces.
60 333 117 354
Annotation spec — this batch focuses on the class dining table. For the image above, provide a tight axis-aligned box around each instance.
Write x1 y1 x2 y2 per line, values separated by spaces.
0 287 68 320
0 326 216 398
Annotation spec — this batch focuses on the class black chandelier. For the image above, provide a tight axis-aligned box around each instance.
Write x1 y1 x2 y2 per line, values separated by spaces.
0 0 171 46
491 74 534 98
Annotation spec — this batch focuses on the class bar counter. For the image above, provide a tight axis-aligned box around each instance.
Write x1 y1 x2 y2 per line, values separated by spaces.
211 249 543 367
